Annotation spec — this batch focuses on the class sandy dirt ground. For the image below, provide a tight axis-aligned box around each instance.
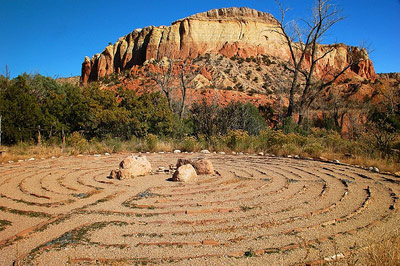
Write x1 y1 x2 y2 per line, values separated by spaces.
0 152 399 265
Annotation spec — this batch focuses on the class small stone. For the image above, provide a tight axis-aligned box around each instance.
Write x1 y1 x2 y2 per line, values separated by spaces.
324 253 345 262
200 150 210 154
202 240 219 246
94 154 101 157
218 152 226 155
51 156 56 159
238 152 243 155
231 151 236 155
294 155 300 159
159 152 165 154
173 150 181 153
287 155 292 158
395 172 400 176
18 160 24 162
373 167 379 173
258 152 264 156
8 161 14 163
105 153 110 156
369 166 374 171
333 160 340 164
28 158 35 161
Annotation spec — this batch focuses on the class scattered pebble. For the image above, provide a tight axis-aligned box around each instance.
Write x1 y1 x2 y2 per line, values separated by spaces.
159 152 165 154
334 160 340 164
105 153 110 156
294 155 300 159
373 167 379 173
231 151 236 155
200 150 210 154
218 152 226 155
51 156 57 159
258 152 264 156
238 152 243 155
8 161 14 163
94 154 101 157
287 155 292 158
173 150 181 153
28 158 35 161
18 160 24 162
324 253 344 262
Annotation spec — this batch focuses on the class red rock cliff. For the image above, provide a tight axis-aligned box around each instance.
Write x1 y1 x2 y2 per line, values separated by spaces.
80 7 375 85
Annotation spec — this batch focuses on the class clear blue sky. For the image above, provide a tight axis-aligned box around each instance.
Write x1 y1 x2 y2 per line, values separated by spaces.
0 0 399 78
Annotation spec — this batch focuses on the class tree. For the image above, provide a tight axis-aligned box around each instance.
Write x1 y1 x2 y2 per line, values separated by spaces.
149 58 175 111
149 57 210 120
275 0 365 124
0 75 45 143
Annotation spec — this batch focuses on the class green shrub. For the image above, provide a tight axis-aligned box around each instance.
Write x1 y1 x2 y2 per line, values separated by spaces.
181 136 198 152
145 134 158 151
302 142 323 158
66 132 88 153
227 130 251 151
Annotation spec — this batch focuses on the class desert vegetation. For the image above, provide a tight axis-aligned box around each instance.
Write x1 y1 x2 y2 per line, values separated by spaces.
1 73 399 174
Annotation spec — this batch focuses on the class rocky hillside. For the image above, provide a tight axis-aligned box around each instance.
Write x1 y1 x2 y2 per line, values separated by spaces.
81 7 375 85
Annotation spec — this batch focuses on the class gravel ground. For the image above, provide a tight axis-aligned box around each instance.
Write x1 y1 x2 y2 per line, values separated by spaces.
0 152 399 265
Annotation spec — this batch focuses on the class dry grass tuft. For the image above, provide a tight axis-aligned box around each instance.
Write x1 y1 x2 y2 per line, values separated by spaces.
360 233 400 265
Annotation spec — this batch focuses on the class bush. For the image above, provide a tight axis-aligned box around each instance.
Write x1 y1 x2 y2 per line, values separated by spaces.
66 132 88 153
145 134 158 151
302 142 323 158
180 136 198 152
227 130 250 151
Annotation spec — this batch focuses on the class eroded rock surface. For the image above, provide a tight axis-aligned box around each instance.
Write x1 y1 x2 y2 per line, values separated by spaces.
81 7 375 85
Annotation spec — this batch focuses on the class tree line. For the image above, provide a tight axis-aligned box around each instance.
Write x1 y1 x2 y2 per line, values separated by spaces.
0 73 268 145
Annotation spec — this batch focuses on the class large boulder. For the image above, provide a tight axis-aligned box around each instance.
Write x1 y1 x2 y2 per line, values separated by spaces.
109 155 152 180
172 164 197 182
176 158 214 175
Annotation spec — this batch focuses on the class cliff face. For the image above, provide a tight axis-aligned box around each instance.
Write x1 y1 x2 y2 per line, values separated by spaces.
80 7 375 85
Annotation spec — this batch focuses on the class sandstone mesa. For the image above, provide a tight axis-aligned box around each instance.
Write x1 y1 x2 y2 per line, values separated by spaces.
81 7 375 85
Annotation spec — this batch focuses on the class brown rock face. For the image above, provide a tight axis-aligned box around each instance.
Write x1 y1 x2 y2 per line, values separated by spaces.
80 7 375 85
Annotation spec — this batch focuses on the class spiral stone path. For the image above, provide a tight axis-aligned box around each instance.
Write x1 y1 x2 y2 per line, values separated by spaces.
0 153 399 265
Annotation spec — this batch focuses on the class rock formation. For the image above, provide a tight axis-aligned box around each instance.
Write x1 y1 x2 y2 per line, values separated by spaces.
109 155 152 180
172 164 197 182
81 7 376 85
176 158 214 175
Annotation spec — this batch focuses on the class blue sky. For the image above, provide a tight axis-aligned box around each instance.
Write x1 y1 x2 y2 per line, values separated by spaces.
0 0 399 78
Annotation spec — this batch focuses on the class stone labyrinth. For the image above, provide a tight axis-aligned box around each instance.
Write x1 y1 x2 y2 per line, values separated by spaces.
0 153 399 265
